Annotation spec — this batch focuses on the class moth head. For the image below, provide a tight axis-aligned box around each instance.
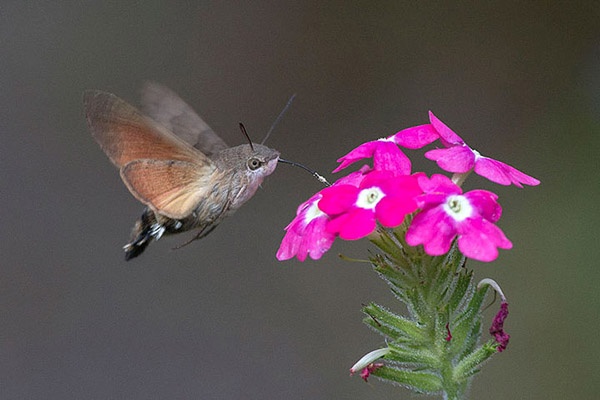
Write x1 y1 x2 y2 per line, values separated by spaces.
246 143 280 176
216 143 279 179
221 123 280 179
213 143 279 211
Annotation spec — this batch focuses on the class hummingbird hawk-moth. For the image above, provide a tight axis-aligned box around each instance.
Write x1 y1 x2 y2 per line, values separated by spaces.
84 82 281 260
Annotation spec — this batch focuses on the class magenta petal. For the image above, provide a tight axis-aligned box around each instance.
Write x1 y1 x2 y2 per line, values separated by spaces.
474 157 540 188
297 217 335 260
359 170 396 190
473 157 511 185
456 218 512 262
277 218 329 262
373 142 411 174
333 141 380 173
289 193 322 226
428 111 464 145
406 208 455 255
277 227 316 261
277 196 335 261
336 166 370 186
464 190 502 222
414 175 461 210
392 124 439 149
277 229 304 261
417 174 462 195
377 174 422 198
376 197 415 227
318 185 358 215
327 209 376 240
425 146 475 173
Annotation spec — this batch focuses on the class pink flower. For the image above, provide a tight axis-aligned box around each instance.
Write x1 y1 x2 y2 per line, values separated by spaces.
319 171 422 240
333 138 411 174
276 193 334 261
277 168 369 261
424 112 540 188
406 174 512 262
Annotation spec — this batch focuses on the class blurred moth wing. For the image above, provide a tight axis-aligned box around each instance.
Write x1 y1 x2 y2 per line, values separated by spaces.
84 90 204 167
139 81 228 157
121 159 216 220
84 90 216 219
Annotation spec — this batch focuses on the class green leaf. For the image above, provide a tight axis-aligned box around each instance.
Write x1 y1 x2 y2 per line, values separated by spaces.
453 341 498 381
363 303 426 343
386 343 440 367
450 285 489 356
447 269 473 314
372 366 442 393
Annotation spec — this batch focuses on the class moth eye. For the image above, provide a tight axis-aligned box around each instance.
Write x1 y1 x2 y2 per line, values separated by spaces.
247 158 262 171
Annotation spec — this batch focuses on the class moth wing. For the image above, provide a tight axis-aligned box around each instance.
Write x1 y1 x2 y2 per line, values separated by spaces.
120 159 217 220
140 82 229 157
84 90 208 168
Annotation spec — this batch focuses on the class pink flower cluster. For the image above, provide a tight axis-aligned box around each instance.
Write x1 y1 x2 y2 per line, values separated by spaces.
277 112 539 263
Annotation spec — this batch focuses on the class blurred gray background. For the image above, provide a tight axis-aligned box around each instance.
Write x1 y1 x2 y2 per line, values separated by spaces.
2 2 599 399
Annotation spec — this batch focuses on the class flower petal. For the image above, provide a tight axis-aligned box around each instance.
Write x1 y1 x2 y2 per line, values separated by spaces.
417 174 462 196
376 196 416 227
464 190 502 222
277 195 336 261
327 208 377 240
428 111 464 146
406 207 456 255
425 146 475 173
297 217 335 260
392 124 439 149
456 217 512 262
336 166 371 186
276 221 333 261
474 157 540 188
372 141 411 174
333 141 381 173
318 185 358 215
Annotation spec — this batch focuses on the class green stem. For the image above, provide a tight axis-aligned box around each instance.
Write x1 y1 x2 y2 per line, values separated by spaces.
363 228 499 399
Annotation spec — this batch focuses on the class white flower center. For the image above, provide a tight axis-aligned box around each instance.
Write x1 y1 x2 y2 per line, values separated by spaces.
472 148 482 160
356 187 385 210
305 201 325 223
443 195 473 221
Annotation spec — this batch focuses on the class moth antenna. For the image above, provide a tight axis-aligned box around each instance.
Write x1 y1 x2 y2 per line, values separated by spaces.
279 158 331 186
238 122 254 151
261 93 297 145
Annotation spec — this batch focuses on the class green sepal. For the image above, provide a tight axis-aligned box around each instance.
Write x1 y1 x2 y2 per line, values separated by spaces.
453 341 499 381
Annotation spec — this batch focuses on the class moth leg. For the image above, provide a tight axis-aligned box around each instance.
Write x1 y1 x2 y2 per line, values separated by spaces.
172 198 232 250
172 224 218 250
